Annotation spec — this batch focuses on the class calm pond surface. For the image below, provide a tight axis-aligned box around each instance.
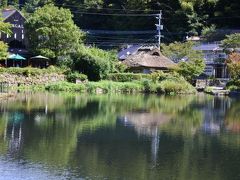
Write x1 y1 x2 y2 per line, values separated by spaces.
0 92 240 180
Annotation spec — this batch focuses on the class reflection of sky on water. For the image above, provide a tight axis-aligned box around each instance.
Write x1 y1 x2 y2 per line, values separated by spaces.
0 157 72 180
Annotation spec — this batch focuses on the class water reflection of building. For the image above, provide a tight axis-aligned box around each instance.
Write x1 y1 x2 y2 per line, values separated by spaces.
202 97 231 134
119 111 171 165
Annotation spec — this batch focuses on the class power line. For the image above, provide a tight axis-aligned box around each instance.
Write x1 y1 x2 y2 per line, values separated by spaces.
85 30 156 35
72 11 157 17
55 3 161 13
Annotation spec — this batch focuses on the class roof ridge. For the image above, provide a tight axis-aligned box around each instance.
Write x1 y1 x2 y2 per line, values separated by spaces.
2 8 25 20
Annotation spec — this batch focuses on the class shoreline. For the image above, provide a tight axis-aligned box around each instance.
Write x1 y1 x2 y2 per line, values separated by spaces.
10 80 197 95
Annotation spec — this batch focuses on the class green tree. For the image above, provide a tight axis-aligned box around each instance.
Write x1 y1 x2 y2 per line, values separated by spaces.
23 0 54 13
25 4 85 60
72 45 116 81
12 0 19 7
161 41 203 62
0 17 11 61
177 59 205 82
0 0 8 8
0 17 12 35
0 41 8 60
161 41 205 81
221 33 240 51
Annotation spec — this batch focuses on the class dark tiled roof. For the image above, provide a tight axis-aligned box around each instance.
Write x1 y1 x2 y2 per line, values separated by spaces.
193 43 223 51
118 45 141 60
2 9 16 19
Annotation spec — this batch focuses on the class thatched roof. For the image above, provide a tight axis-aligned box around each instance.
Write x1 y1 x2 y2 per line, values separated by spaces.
122 111 171 136
122 48 175 69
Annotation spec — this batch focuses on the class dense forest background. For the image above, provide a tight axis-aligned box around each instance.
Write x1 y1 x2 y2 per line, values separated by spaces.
2 0 240 44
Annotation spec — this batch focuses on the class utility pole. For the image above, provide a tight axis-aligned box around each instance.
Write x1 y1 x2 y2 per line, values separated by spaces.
155 10 163 49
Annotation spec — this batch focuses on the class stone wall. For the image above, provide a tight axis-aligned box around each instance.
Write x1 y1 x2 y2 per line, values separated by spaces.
0 73 65 86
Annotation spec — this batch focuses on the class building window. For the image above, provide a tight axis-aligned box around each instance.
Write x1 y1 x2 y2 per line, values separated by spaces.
22 34 24 40
14 33 17 39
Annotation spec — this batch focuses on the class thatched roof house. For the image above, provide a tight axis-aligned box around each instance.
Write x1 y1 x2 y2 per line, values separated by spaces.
122 48 175 73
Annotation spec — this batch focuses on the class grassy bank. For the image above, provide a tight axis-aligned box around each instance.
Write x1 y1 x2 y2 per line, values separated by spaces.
44 79 196 94
0 66 64 76
0 68 196 94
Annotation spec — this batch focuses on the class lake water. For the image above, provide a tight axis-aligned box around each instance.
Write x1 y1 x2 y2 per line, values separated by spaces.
0 93 240 180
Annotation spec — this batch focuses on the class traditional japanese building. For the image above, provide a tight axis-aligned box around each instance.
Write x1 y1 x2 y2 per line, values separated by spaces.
122 47 175 73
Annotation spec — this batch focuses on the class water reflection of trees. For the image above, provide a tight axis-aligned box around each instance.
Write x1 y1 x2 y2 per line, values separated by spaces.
0 93 240 179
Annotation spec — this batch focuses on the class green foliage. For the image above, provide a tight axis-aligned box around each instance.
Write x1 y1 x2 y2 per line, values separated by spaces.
46 81 86 92
226 80 240 91
19 0 240 41
25 4 85 59
106 73 151 82
0 41 8 60
66 72 88 83
72 45 117 81
177 59 205 82
0 17 12 35
221 33 240 50
159 76 196 94
45 71 195 94
0 66 64 76
23 0 53 13
161 41 205 82
201 24 217 41
86 81 144 93
150 71 172 82
0 0 8 8
161 41 203 63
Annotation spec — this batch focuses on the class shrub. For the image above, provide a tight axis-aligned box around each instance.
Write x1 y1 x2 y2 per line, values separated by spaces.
150 71 171 82
226 79 240 91
106 73 151 82
66 72 88 83
159 79 196 94
0 66 64 76
45 81 85 92
177 59 205 82
85 81 144 93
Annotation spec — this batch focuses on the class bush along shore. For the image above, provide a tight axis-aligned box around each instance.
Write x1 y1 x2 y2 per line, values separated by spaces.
1 68 196 95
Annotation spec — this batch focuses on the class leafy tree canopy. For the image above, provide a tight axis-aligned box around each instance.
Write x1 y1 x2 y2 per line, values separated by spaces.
161 41 205 81
25 4 85 59
161 41 203 62
221 33 240 50
0 17 11 61
0 0 8 8
0 17 12 35
72 45 119 81
0 41 8 60
23 0 53 13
